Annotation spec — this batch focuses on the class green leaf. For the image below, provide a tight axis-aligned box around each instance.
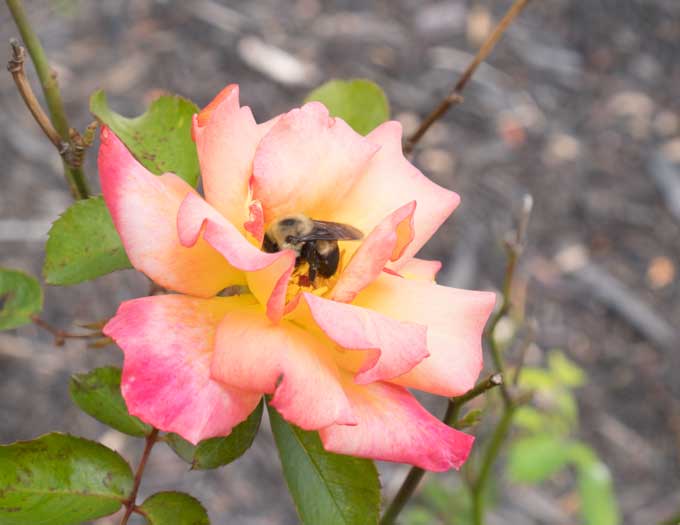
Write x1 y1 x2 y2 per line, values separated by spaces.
548 350 586 387
0 270 42 331
69 367 152 437
0 269 42 331
574 452 620 525
0 433 133 525
139 491 210 525
267 402 380 525
43 197 131 285
90 90 200 186
165 400 263 469
304 79 389 135
507 435 573 483
513 406 547 433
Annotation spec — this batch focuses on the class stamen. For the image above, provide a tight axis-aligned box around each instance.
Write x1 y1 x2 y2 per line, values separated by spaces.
284 259 342 304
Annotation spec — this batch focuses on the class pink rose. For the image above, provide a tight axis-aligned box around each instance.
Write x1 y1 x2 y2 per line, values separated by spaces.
100 84 495 472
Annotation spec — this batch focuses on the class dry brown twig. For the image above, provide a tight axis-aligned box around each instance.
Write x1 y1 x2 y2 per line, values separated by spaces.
404 0 532 155
7 40 65 153
7 39 96 171
30 315 107 347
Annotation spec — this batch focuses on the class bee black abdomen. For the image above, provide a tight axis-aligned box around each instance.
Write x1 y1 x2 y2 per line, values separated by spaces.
317 243 340 278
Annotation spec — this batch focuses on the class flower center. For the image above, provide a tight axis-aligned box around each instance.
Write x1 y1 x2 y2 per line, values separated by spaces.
284 250 346 303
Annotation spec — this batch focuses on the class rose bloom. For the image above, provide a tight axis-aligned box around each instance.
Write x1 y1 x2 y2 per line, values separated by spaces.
100 85 495 472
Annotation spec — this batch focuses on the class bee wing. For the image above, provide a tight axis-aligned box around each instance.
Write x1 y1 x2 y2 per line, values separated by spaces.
296 220 364 241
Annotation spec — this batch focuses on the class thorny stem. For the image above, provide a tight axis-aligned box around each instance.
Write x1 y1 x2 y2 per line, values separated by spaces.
469 194 533 525
120 429 159 525
30 315 103 346
379 374 503 525
403 0 532 155
5 0 90 199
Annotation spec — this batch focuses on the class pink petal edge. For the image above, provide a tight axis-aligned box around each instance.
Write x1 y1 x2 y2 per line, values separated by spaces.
300 292 429 384
320 376 475 471
103 294 261 444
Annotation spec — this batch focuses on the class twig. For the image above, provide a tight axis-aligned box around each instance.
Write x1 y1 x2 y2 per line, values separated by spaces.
379 374 503 525
31 315 102 346
404 0 532 154
444 373 504 426
120 429 159 525
6 0 90 199
485 194 533 406
7 40 64 150
512 317 537 386
469 194 533 525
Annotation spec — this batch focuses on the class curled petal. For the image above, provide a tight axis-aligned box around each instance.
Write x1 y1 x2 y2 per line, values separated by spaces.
176 192 296 322
331 201 415 303
252 102 379 222
353 272 496 396
193 84 279 230
98 127 243 297
396 258 442 281
320 376 474 471
211 306 355 430
332 121 459 268
103 294 262 444
299 292 428 384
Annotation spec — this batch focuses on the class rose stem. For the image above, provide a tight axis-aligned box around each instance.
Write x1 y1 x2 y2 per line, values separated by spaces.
5 0 90 199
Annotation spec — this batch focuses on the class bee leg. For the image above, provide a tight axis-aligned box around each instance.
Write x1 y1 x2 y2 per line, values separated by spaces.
301 242 319 282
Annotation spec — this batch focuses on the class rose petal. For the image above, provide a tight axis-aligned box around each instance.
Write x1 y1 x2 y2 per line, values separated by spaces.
332 121 459 268
176 192 296 323
98 127 243 297
353 272 496 396
319 375 474 471
330 201 416 303
103 294 262 444
397 258 442 281
299 292 428 384
211 306 355 430
252 102 379 222
193 84 279 231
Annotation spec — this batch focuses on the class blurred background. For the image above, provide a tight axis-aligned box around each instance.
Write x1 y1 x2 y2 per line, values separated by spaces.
1 1 678 524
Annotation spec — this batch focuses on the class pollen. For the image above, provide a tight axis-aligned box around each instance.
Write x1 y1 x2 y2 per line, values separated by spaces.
284 252 346 304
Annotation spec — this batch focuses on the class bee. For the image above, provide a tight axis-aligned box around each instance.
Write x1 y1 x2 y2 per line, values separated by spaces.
262 214 363 282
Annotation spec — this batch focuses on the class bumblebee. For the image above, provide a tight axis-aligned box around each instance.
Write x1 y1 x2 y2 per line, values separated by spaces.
262 214 363 282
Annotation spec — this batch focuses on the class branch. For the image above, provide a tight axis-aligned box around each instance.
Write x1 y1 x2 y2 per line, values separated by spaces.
469 194 533 525
485 194 533 406
31 315 105 347
6 0 90 199
379 374 503 525
444 373 504 426
404 0 532 154
120 429 159 525
7 40 63 150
